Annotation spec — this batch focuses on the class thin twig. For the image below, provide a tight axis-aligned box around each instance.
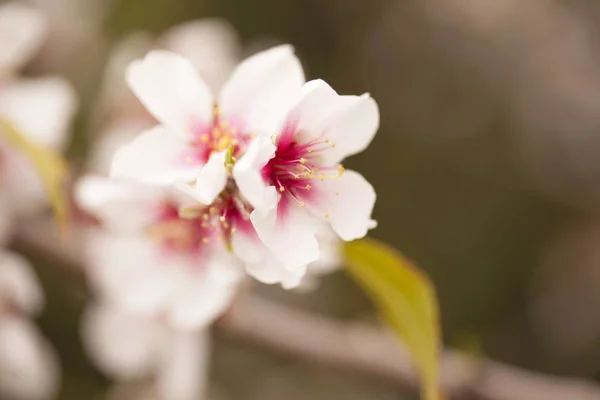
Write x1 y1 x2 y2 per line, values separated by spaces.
12 218 600 400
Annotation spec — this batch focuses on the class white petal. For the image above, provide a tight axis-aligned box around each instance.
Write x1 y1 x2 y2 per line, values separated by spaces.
188 150 228 205
250 203 319 271
88 120 152 175
233 136 277 213
309 170 376 241
0 316 60 400
110 125 202 184
0 2 46 75
219 45 304 134
74 175 166 234
126 50 214 133
281 80 379 163
0 250 44 316
167 249 242 330
319 93 379 164
278 79 341 147
297 225 342 292
0 77 77 151
81 302 167 380
156 330 210 400
246 257 306 290
83 233 176 317
159 19 241 92
231 225 304 288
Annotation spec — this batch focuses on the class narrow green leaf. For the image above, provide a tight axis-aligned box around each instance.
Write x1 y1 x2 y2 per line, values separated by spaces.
0 116 69 232
344 238 443 400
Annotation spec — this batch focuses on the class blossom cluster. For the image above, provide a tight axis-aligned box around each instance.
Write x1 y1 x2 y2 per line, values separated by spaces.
0 3 379 397
78 41 379 331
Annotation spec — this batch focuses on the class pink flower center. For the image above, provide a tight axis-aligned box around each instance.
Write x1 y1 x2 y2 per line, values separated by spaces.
187 104 250 164
147 203 209 256
149 185 253 256
263 134 343 207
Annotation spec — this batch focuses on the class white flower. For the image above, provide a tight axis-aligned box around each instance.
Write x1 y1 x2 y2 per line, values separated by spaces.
76 175 243 329
0 2 77 217
82 301 210 400
0 250 60 400
233 79 379 269
111 45 304 205
89 19 242 175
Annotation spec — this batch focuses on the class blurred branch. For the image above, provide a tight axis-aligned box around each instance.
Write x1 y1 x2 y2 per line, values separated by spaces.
13 217 600 400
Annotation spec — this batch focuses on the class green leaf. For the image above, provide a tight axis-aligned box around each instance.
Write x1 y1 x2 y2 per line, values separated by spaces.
0 116 69 232
344 238 443 400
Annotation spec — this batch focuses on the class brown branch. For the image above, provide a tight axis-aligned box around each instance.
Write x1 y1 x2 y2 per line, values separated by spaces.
12 218 600 400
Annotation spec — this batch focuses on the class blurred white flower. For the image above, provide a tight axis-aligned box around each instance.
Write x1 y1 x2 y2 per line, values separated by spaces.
0 250 60 400
0 2 76 217
233 79 378 271
82 301 211 400
76 176 243 330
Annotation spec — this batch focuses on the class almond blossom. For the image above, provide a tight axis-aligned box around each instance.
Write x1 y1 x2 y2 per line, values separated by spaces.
111 44 303 205
108 45 315 286
89 18 241 175
0 2 76 217
75 176 243 329
232 79 379 269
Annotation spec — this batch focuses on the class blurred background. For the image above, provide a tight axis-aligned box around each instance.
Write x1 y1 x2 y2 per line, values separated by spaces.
9 0 600 398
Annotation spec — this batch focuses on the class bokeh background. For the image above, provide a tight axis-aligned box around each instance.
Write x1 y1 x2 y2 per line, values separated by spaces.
14 0 600 398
